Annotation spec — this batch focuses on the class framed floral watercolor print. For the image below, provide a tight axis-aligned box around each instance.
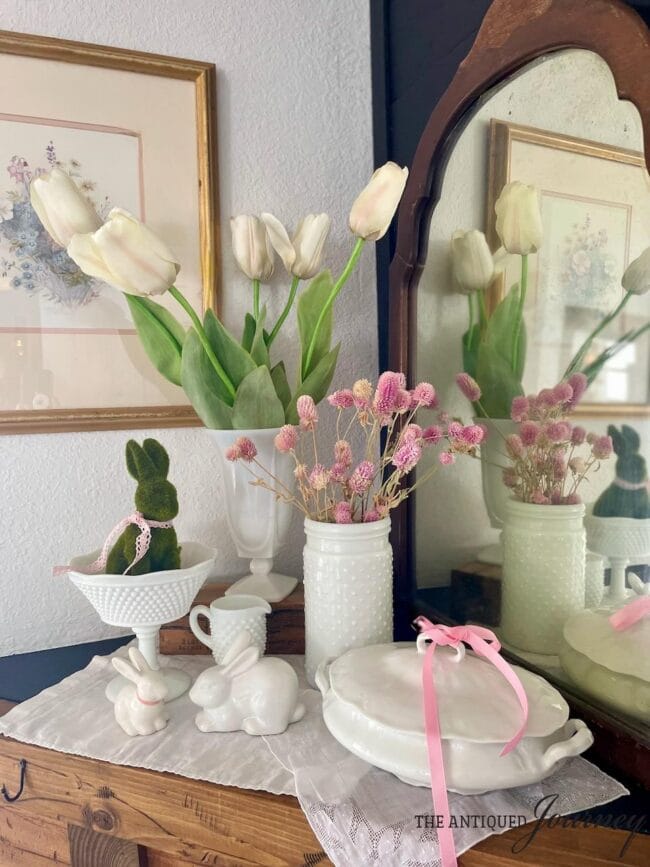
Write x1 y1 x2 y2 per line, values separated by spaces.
487 119 650 416
0 30 219 433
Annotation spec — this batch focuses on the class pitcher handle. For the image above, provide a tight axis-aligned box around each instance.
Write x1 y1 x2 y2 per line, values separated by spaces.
189 605 213 649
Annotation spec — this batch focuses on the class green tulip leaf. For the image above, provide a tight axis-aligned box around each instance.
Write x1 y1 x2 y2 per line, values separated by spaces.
462 323 480 381
287 344 340 424
271 361 292 411
181 329 233 428
204 309 256 388
241 314 256 353
475 340 523 418
250 306 270 367
298 270 334 379
125 293 186 386
232 365 286 429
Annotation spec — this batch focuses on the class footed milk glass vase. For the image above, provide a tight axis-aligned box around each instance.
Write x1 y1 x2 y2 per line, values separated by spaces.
210 428 297 602
303 517 393 686
477 418 517 564
501 500 586 656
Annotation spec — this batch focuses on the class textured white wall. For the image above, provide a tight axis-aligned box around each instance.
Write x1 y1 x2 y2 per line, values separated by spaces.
0 0 375 654
415 50 648 586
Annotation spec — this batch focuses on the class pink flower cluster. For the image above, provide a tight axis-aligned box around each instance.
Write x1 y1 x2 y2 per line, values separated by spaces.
455 371 611 505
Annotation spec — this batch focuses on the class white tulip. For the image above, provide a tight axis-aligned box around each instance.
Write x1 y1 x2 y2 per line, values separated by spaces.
67 208 180 296
261 212 331 279
230 215 274 281
450 229 495 294
348 161 408 241
622 246 650 295
494 181 543 255
30 167 102 248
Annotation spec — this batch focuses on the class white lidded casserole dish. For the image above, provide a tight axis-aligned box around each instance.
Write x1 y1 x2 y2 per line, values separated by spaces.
316 642 593 795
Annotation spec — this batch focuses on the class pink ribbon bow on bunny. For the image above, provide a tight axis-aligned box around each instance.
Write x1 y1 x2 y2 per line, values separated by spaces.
54 512 173 576
413 617 529 867
609 596 650 631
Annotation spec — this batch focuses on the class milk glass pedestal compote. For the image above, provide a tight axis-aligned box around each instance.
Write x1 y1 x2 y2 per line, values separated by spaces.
584 509 650 609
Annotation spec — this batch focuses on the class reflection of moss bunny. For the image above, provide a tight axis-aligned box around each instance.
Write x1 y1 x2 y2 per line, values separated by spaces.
593 425 650 519
106 439 182 575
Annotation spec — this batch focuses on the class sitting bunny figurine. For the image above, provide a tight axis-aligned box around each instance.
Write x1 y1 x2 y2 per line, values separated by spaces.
111 648 170 737
189 630 306 735
593 424 650 519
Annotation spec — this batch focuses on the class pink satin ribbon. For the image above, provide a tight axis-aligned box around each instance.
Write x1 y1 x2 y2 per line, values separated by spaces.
413 617 529 867
609 596 650 631
54 511 173 576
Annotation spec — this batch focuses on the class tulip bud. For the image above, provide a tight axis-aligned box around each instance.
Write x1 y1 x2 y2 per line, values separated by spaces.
349 161 408 241
67 208 180 296
262 212 331 279
450 229 494 294
494 181 543 255
622 246 650 295
230 215 274 281
30 167 102 248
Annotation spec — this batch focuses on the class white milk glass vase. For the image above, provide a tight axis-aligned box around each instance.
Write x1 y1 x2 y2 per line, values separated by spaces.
303 517 393 687
477 418 517 565
209 428 297 602
501 499 586 655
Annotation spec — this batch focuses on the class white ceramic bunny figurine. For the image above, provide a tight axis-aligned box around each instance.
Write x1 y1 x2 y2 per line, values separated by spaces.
111 647 170 737
189 629 306 735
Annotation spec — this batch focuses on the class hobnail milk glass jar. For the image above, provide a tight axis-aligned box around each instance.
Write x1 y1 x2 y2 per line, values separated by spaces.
501 499 586 655
303 517 393 686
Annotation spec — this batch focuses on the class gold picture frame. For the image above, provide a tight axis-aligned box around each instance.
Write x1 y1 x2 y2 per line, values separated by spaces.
0 30 219 434
486 119 650 417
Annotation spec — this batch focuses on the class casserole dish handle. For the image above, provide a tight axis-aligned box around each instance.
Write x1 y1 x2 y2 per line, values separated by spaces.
314 658 336 695
541 719 594 771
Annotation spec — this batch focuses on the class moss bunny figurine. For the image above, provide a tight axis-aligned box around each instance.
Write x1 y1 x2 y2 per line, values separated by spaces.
593 424 650 519
106 438 182 574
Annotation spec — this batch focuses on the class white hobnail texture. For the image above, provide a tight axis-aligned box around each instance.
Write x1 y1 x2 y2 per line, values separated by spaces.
584 552 605 609
501 500 586 655
303 517 393 687
585 510 650 606
189 594 271 664
209 428 298 602
477 418 517 564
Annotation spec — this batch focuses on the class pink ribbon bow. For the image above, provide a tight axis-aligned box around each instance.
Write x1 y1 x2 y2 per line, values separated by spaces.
609 596 650 631
413 617 529 867
54 512 173 576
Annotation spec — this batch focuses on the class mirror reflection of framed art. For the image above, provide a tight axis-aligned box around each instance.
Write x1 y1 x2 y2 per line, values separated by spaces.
0 30 219 434
487 120 650 415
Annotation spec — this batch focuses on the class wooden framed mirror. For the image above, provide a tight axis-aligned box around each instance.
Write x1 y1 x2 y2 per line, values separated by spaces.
387 0 650 786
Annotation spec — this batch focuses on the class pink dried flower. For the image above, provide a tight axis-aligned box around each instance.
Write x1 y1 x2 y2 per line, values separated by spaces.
374 371 406 414
439 451 456 466
225 444 241 461
330 462 348 484
395 389 412 412
537 388 558 409
455 372 482 403
564 493 582 505
411 382 437 408
333 501 353 524
334 439 352 467
552 382 574 405
569 456 586 475
294 463 307 481
349 460 376 494
503 467 518 488
520 421 540 447
510 396 530 423
505 434 525 459
447 420 464 439
363 508 382 523
571 426 586 446
274 425 298 453
328 389 355 409
309 463 330 490
531 489 551 505
233 436 257 462
460 424 485 446
568 372 588 408
297 395 318 430
592 435 613 460
403 423 423 443
392 441 422 473
552 453 566 481
422 425 443 445
544 421 570 443
352 378 373 408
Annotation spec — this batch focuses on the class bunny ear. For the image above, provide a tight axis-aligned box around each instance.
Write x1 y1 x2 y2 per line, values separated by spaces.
143 439 170 477
128 647 151 673
221 646 260 679
126 440 156 482
621 425 641 453
112 656 140 683
608 426 624 455
221 629 253 666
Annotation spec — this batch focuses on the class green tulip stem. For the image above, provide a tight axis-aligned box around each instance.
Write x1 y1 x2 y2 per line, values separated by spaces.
168 285 236 400
252 279 260 321
477 289 488 330
512 254 528 370
563 289 633 379
465 294 475 347
302 237 365 378
268 275 300 347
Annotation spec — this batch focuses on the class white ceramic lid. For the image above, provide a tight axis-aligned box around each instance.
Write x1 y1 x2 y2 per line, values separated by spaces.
563 609 650 682
326 643 569 743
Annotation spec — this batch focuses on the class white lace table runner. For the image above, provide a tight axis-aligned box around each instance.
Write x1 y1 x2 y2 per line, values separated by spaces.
0 648 628 866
